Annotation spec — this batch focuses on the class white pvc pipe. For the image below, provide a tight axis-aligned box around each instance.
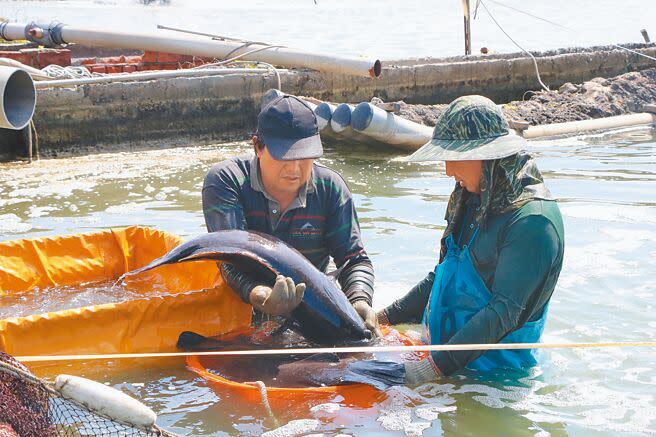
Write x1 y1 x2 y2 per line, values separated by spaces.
1 22 381 78
260 88 285 109
351 102 433 150
0 57 51 80
315 102 337 132
328 103 378 144
0 66 36 130
330 103 354 133
522 113 656 139
34 67 274 88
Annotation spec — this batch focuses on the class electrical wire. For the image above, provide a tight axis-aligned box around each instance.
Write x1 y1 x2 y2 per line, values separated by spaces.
478 0 551 92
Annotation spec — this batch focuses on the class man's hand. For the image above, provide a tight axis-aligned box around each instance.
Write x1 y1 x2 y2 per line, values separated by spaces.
352 301 381 337
249 275 305 316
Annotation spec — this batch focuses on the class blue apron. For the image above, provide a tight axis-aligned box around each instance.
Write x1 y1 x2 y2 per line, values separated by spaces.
421 225 548 372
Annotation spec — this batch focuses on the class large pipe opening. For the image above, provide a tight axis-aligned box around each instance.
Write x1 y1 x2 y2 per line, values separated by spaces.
0 67 37 130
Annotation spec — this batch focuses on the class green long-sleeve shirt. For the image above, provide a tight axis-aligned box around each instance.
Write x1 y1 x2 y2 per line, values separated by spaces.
383 195 565 375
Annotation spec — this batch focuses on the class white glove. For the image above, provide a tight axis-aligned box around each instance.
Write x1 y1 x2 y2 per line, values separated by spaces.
404 358 441 386
249 275 305 316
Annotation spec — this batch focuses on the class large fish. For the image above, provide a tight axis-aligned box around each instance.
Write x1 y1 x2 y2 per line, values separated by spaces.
123 230 371 345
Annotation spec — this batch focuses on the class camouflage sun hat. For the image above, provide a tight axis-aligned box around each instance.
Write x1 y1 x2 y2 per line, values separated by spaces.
406 95 526 161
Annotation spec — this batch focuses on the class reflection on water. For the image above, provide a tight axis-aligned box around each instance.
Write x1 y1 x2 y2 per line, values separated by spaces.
1 280 143 319
1 126 656 436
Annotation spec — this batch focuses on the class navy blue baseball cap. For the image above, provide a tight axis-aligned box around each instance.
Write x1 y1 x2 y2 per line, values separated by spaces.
256 95 323 160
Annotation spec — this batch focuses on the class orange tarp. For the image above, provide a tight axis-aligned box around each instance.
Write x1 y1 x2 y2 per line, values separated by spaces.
0 226 251 356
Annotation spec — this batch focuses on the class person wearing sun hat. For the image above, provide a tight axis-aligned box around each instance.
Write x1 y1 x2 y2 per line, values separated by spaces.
275 95 565 389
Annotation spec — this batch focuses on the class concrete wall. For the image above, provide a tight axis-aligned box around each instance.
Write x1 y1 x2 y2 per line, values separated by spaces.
2 43 655 159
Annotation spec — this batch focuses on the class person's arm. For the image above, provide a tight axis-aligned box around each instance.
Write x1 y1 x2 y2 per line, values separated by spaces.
323 178 379 333
323 181 375 303
429 214 561 376
201 168 248 232
379 271 435 325
202 164 257 302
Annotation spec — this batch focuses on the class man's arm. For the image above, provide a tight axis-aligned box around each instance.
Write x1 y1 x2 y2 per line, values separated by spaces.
323 178 378 333
201 168 248 232
323 182 375 303
202 164 253 302
429 214 561 376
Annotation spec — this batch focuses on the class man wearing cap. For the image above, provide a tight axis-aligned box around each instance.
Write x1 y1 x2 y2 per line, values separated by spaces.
277 95 564 388
202 95 378 336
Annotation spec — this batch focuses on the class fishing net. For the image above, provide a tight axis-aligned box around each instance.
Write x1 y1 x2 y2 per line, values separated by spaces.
0 352 177 437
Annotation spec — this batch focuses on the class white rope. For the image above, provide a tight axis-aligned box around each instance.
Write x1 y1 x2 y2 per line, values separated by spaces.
246 380 279 428
478 0 551 92
485 0 656 62
15 340 656 363
190 45 283 91
41 64 95 79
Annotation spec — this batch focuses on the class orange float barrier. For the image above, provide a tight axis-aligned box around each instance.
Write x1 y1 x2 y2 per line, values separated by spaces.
186 325 427 409
0 226 423 407
0 226 251 357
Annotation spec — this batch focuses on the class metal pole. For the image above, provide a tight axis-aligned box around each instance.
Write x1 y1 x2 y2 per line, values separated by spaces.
640 29 651 44
463 0 472 55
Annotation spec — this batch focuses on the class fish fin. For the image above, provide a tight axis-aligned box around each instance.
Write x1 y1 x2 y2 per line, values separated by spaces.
326 257 354 281
176 331 255 351
342 360 406 390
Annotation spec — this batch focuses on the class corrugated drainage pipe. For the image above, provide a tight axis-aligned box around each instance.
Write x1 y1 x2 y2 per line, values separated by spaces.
0 66 36 130
351 102 433 151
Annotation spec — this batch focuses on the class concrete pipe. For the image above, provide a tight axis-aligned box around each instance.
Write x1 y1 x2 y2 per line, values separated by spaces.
0 66 36 130
351 102 433 151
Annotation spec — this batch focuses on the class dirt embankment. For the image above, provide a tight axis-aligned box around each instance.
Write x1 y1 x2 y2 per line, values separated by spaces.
396 67 656 127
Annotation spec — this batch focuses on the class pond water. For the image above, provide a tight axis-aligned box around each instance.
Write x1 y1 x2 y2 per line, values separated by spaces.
0 126 655 435
0 280 144 319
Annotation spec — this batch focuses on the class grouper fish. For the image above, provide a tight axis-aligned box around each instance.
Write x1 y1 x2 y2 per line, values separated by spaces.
123 230 371 345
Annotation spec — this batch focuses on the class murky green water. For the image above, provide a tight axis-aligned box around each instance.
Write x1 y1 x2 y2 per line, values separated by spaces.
1 127 656 435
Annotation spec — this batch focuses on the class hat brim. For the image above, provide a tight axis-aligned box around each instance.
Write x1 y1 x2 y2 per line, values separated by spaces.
404 131 526 162
260 132 324 160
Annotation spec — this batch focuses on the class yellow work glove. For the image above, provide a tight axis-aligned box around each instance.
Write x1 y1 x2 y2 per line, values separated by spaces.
249 275 305 316
352 300 381 337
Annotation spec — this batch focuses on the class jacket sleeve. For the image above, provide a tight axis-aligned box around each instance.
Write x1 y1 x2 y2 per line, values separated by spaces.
201 168 248 232
202 165 260 300
382 270 435 324
219 262 261 303
430 214 561 375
